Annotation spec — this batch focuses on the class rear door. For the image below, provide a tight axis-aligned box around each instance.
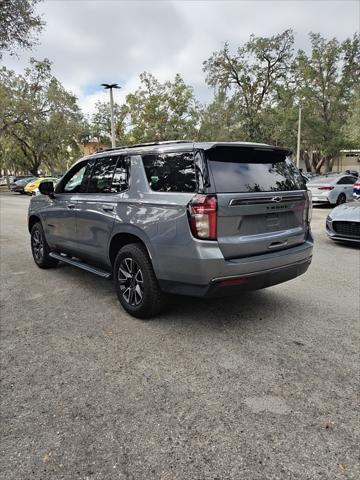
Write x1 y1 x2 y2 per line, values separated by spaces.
74 155 129 267
337 176 357 201
206 146 308 259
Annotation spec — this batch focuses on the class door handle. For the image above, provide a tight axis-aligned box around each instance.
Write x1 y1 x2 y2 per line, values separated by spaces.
268 240 288 249
67 204 75 209
102 205 114 212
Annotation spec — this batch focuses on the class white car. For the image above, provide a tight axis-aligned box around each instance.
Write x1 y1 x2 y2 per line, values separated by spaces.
307 174 357 206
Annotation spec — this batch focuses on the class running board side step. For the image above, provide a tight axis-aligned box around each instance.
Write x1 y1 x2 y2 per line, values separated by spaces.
49 252 112 279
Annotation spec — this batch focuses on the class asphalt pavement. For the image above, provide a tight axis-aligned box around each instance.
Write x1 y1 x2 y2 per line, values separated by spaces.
0 192 359 480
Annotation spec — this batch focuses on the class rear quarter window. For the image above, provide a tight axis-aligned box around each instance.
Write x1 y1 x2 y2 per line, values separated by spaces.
142 152 197 192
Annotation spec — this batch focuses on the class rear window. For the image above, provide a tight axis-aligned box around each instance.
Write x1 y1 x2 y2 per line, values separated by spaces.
206 147 305 193
142 152 197 192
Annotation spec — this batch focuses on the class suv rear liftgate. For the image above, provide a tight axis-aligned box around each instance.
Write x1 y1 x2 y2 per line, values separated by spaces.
204 145 311 260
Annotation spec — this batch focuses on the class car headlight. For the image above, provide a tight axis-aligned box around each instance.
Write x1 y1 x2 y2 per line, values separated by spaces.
326 215 332 223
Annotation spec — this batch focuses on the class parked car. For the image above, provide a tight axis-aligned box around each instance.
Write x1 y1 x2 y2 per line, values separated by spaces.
10 176 37 193
307 174 357 206
326 203 360 243
353 179 360 201
28 140 313 318
24 177 59 195
9 176 36 192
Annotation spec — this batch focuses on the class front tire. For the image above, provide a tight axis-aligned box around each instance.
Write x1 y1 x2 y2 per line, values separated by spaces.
30 222 58 269
114 243 165 319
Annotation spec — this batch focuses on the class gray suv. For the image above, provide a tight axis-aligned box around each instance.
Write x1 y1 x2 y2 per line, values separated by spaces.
28 141 313 318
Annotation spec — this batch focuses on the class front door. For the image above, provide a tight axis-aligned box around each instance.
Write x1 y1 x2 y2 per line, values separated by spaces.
43 161 91 253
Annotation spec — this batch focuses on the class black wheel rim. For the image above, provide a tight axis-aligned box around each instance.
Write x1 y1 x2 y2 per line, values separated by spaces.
339 195 346 204
118 257 144 306
32 229 44 262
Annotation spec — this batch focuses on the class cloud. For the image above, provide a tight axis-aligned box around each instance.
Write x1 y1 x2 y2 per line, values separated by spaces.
2 0 359 113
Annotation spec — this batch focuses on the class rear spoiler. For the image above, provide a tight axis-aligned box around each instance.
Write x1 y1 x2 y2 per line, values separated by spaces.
205 144 292 163
203 143 292 156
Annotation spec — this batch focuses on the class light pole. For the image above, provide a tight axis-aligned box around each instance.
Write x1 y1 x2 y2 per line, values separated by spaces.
101 83 121 148
296 103 302 169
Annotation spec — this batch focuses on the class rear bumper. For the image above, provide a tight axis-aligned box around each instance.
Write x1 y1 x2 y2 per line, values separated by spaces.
157 229 314 297
159 256 312 297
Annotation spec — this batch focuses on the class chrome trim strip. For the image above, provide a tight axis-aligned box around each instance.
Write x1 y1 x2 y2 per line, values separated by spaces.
229 193 305 206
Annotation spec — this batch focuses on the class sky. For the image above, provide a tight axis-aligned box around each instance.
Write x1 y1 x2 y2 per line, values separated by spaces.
3 0 359 115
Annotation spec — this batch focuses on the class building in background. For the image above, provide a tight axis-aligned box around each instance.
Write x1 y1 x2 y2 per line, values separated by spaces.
80 139 110 156
337 150 360 173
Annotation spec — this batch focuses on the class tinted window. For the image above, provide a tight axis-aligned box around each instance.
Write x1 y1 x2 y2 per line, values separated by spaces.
337 176 356 185
88 157 117 193
111 157 130 192
206 147 305 193
63 163 88 193
142 152 197 192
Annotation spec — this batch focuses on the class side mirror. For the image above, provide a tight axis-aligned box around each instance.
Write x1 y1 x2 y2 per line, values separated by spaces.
39 181 54 197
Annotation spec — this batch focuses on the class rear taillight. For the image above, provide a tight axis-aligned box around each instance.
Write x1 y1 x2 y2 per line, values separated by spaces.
188 194 217 240
318 186 334 190
306 191 312 224
354 182 360 188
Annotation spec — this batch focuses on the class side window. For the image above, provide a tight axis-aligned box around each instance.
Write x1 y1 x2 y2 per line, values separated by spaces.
142 152 197 192
111 156 130 192
87 157 117 193
337 177 356 185
63 163 88 193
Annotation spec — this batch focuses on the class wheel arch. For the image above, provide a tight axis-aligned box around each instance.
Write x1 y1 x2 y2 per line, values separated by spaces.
28 214 42 233
108 228 154 268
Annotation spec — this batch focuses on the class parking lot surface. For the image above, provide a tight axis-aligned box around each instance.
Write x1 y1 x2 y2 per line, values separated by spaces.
1 192 359 480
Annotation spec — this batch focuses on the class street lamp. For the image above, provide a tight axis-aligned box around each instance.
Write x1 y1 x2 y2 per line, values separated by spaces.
296 102 302 169
101 83 121 148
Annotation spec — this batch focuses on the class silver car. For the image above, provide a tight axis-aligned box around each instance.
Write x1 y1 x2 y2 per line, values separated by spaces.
28 141 313 318
326 203 360 243
307 174 357 206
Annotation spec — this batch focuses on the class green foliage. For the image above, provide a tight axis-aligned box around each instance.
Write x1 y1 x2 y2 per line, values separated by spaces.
123 72 200 143
343 87 360 146
203 30 294 141
0 58 83 175
0 0 45 59
90 100 127 145
202 31 359 171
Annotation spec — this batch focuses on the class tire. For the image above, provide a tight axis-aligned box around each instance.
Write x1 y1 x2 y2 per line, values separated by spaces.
336 193 346 205
30 222 58 269
113 243 165 319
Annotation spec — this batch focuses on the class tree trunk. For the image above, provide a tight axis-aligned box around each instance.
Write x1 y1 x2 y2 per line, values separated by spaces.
303 151 311 172
315 155 325 174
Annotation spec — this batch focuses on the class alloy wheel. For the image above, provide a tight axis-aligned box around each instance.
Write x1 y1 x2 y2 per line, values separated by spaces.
338 194 346 205
118 257 144 306
32 230 44 262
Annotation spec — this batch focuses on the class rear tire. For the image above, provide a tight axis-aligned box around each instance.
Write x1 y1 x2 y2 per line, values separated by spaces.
114 243 165 319
336 193 346 205
30 222 58 269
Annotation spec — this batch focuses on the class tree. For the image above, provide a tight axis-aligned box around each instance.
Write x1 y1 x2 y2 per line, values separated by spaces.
203 30 294 141
0 58 83 175
198 90 242 141
124 72 199 143
90 100 127 145
0 0 45 59
343 87 360 147
295 33 360 172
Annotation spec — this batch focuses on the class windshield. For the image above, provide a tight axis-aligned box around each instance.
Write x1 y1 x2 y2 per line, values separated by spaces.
206 146 305 193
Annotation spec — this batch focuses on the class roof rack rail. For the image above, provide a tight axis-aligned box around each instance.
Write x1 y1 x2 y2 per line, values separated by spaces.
96 140 193 154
